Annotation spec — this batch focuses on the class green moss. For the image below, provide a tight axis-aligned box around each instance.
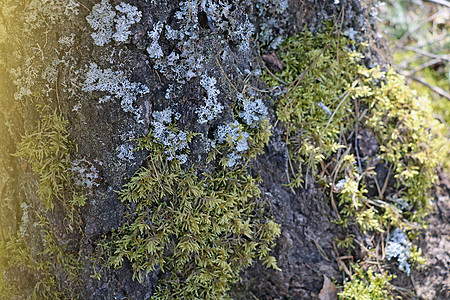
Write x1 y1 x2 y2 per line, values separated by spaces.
0 225 82 299
264 25 446 231
264 28 361 188
4 103 85 298
264 23 448 296
338 265 395 300
14 104 86 215
102 121 279 299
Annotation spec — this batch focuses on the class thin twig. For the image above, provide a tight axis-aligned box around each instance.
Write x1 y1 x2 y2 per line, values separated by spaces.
257 51 288 85
305 148 314 189
312 238 330 261
278 44 331 129
380 165 392 198
333 241 353 277
403 72 450 101
405 58 442 76
423 0 450 7
354 98 362 175
286 43 331 98
416 32 448 48
150 155 164 192
216 57 239 94
336 4 345 65
397 8 450 45
398 46 450 62
374 173 383 198
432 113 450 130
242 84 270 94
184 0 192 31
324 81 358 132
75 0 90 12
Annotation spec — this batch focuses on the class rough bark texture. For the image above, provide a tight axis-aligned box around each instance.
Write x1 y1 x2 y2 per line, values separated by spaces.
1 0 448 299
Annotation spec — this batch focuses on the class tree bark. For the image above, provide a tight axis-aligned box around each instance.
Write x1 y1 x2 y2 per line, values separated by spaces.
0 0 448 299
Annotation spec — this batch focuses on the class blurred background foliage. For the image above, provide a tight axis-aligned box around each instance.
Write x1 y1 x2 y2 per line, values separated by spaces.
379 0 450 135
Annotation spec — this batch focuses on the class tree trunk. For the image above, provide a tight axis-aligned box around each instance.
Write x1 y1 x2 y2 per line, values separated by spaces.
0 0 448 299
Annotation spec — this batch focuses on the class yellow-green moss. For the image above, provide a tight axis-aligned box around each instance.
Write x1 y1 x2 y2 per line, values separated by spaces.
354 67 446 224
4 103 85 298
338 265 395 300
264 25 446 232
14 104 86 215
264 24 448 298
102 122 279 299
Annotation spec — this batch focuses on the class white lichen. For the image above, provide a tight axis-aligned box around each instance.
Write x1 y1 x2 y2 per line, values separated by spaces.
385 228 412 275
147 21 164 59
86 0 116 46
343 28 358 40
117 143 135 161
113 2 142 42
234 17 255 52
318 101 332 116
71 159 102 189
196 75 224 124
82 63 149 122
152 107 189 164
215 121 250 167
86 0 141 46
238 94 268 127
19 202 30 238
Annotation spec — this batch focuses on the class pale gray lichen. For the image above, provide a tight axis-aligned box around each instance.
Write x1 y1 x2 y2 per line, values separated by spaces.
318 101 332 116
152 107 189 164
385 228 412 275
234 17 255 52
70 159 102 190
19 202 30 238
256 0 289 49
86 0 141 46
58 34 76 47
86 0 116 46
334 178 347 191
343 28 358 40
82 62 149 122
276 0 289 14
238 94 268 127
196 75 224 124
165 84 175 100
165 24 180 40
41 58 62 84
113 2 142 42
10 57 37 100
148 0 252 84
147 21 164 59
215 121 250 167
117 143 136 161
201 0 233 29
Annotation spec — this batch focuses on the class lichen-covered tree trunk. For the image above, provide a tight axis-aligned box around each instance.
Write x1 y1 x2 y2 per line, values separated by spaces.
1 0 449 299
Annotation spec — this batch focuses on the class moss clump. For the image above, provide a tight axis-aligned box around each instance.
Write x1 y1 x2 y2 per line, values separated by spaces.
338 265 395 300
102 126 280 299
0 226 82 299
264 25 446 231
6 103 86 297
264 28 362 188
264 23 448 295
354 67 446 224
14 104 86 214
